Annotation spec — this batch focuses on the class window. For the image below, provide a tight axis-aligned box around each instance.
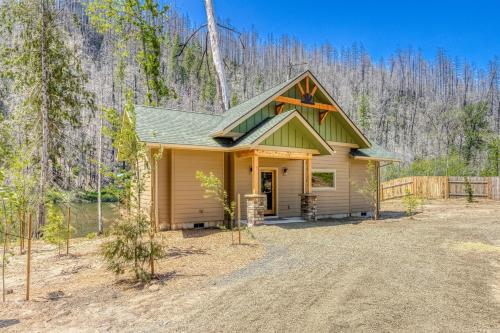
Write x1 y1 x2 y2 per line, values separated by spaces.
312 169 336 190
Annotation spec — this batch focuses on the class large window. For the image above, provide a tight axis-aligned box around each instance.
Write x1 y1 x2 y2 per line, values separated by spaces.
312 169 336 190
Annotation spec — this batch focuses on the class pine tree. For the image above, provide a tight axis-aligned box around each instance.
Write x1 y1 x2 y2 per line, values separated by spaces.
358 94 369 130
0 0 94 227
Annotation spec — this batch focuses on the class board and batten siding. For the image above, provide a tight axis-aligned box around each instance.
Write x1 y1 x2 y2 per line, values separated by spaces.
234 156 303 219
349 159 372 213
312 146 351 216
171 149 224 229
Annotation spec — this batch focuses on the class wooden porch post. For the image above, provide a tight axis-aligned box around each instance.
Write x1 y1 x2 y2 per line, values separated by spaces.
305 155 312 193
252 153 259 194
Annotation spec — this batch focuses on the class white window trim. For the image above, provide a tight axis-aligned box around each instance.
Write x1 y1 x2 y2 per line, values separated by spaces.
312 168 336 191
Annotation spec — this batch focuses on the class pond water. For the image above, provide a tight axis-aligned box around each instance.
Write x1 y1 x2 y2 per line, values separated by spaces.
66 202 121 238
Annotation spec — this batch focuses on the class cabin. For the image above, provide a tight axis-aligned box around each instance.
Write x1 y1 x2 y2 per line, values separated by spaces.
136 70 399 230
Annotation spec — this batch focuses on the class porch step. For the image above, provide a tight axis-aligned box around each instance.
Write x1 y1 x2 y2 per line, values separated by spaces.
263 216 305 225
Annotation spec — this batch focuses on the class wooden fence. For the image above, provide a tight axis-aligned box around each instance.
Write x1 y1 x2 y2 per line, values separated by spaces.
380 176 500 201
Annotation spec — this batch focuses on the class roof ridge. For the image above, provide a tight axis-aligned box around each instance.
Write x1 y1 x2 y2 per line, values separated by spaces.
136 104 222 117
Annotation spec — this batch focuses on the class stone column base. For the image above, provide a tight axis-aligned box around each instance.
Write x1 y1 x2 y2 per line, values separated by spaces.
245 194 266 226
299 193 318 221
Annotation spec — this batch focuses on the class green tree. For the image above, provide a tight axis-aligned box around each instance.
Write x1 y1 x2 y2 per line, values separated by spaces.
87 0 173 106
196 171 235 229
101 92 163 282
356 161 379 220
460 102 490 166
42 203 68 255
464 177 474 203
402 189 420 217
482 136 500 176
358 94 369 130
0 0 94 228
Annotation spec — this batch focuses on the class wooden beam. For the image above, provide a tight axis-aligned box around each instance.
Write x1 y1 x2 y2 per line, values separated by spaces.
275 96 337 112
236 149 313 160
305 158 312 193
275 103 284 115
297 82 305 97
310 85 318 97
306 77 310 93
319 111 329 124
252 153 259 194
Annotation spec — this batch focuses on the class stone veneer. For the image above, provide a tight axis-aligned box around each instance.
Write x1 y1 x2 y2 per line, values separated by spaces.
245 194 266 226
299 193 318 221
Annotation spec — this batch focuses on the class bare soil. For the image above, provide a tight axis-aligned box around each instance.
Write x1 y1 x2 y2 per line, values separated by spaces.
1 199 500 332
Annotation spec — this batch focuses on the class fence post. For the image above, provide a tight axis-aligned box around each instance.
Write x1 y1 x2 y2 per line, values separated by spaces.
26 213 32 301
445 176 449 199
487 177 492 199
237 194 241 245
66 206 71 255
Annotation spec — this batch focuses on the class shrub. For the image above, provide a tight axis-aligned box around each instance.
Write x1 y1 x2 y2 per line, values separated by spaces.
86 232 97 240
402 189 420 217
464 177 474 203
101 214 163 282
42 203 72 255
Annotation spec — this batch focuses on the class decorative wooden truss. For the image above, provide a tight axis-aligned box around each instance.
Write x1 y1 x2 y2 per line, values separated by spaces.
274 76 337 124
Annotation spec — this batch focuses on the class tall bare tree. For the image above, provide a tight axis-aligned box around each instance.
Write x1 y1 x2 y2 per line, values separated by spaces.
204 0 230 111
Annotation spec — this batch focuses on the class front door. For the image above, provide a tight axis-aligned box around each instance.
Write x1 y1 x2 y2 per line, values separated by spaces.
260 169 276 215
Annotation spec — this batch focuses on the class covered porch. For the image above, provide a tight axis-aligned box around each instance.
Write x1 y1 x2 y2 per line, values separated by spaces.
233 148 318 225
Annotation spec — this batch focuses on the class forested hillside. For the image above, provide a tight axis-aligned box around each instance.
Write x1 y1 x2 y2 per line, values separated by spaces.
1 0 499 194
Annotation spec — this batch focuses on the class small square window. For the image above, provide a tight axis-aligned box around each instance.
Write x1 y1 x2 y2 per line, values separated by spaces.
312 169 336 190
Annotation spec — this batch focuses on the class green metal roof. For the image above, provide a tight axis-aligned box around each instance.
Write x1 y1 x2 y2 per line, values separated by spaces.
351 144 402 161
209 71 305 136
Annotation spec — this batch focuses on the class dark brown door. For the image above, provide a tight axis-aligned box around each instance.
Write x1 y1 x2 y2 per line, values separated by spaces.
260 169 276 215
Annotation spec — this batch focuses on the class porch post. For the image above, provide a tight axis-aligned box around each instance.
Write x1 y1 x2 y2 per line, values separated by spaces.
252 153 259 194
300 154 317 221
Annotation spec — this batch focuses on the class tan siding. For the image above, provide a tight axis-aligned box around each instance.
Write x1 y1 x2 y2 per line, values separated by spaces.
312 146 351 216
234 156 303 219
153 149 170 229
172 149 224 227
350 159 372 212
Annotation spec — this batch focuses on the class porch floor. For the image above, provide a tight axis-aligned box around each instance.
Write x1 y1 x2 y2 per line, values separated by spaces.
262 216 305 225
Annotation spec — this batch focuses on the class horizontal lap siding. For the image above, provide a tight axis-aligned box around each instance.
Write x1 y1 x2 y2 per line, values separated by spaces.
152 149 170 228
312 146 350 215
173 150 224 226
350 160 371 212
137 151 152 217
234 156 303 219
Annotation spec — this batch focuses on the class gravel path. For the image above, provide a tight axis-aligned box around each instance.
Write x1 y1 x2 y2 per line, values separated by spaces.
167 200 500 332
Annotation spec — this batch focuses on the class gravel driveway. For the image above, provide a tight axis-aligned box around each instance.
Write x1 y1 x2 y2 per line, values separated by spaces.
167 200 500 332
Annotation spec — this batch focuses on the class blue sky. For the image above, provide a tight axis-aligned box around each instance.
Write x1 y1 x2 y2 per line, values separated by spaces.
171 0 499 68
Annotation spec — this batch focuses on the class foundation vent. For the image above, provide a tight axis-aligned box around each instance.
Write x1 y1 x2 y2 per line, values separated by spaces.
194 223 205 229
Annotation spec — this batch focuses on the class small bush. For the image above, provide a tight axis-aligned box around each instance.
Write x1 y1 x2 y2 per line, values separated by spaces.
42 203 72 254
402 189 420 217
464 177 474 203
101 214 163 282
86 232 97 240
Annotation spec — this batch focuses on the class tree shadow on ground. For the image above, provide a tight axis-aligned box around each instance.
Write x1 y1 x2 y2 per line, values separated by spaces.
0 319 20 329
165 246 208 258
181 228 224 238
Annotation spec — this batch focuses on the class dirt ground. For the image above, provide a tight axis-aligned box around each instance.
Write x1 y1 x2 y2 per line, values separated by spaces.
1 199 500 332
